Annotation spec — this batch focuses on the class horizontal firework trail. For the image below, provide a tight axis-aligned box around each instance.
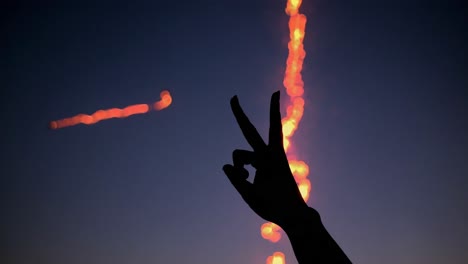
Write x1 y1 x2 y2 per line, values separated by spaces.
50 90 172 129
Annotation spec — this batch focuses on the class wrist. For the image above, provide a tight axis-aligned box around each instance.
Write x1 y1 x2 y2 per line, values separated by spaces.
281 206 322 236
280 207 353 263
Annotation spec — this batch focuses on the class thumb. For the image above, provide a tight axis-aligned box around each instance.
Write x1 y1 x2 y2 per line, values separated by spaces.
223 164 253 203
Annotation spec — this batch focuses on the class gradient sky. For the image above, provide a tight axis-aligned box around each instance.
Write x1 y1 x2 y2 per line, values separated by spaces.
2 1 467 263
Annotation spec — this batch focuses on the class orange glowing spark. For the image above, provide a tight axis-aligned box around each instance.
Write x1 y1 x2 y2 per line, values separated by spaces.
261 222 281 243
154 90 173 110
285 0 302 16
266 252 286 264
261 0 310 263
50 90 172 129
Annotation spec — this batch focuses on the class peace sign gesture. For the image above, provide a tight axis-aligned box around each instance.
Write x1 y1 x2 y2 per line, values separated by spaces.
223 91 308 228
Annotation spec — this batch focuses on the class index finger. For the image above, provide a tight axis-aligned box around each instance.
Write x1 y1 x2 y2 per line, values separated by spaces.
230 96 267 151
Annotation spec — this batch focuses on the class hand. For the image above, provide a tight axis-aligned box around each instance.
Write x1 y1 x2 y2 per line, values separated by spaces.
223 91 310 228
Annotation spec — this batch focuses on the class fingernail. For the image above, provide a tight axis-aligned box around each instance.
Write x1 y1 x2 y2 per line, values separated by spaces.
230 96 239 107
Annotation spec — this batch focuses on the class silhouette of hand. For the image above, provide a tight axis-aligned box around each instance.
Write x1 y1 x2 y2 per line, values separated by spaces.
223 91 309 228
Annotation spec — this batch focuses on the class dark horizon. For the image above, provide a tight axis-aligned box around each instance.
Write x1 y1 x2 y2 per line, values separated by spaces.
2 1 467 263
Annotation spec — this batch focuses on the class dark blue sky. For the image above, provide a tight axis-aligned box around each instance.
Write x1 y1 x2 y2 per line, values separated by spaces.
2 1 467 263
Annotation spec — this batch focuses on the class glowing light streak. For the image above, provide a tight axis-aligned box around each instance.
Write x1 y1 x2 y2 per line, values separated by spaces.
50 90 172 129
261 1 310 263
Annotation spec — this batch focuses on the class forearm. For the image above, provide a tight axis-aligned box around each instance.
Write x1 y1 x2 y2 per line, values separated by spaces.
283 207 352 264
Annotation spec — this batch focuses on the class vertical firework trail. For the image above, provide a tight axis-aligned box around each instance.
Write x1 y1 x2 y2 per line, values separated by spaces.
264 1 309 263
